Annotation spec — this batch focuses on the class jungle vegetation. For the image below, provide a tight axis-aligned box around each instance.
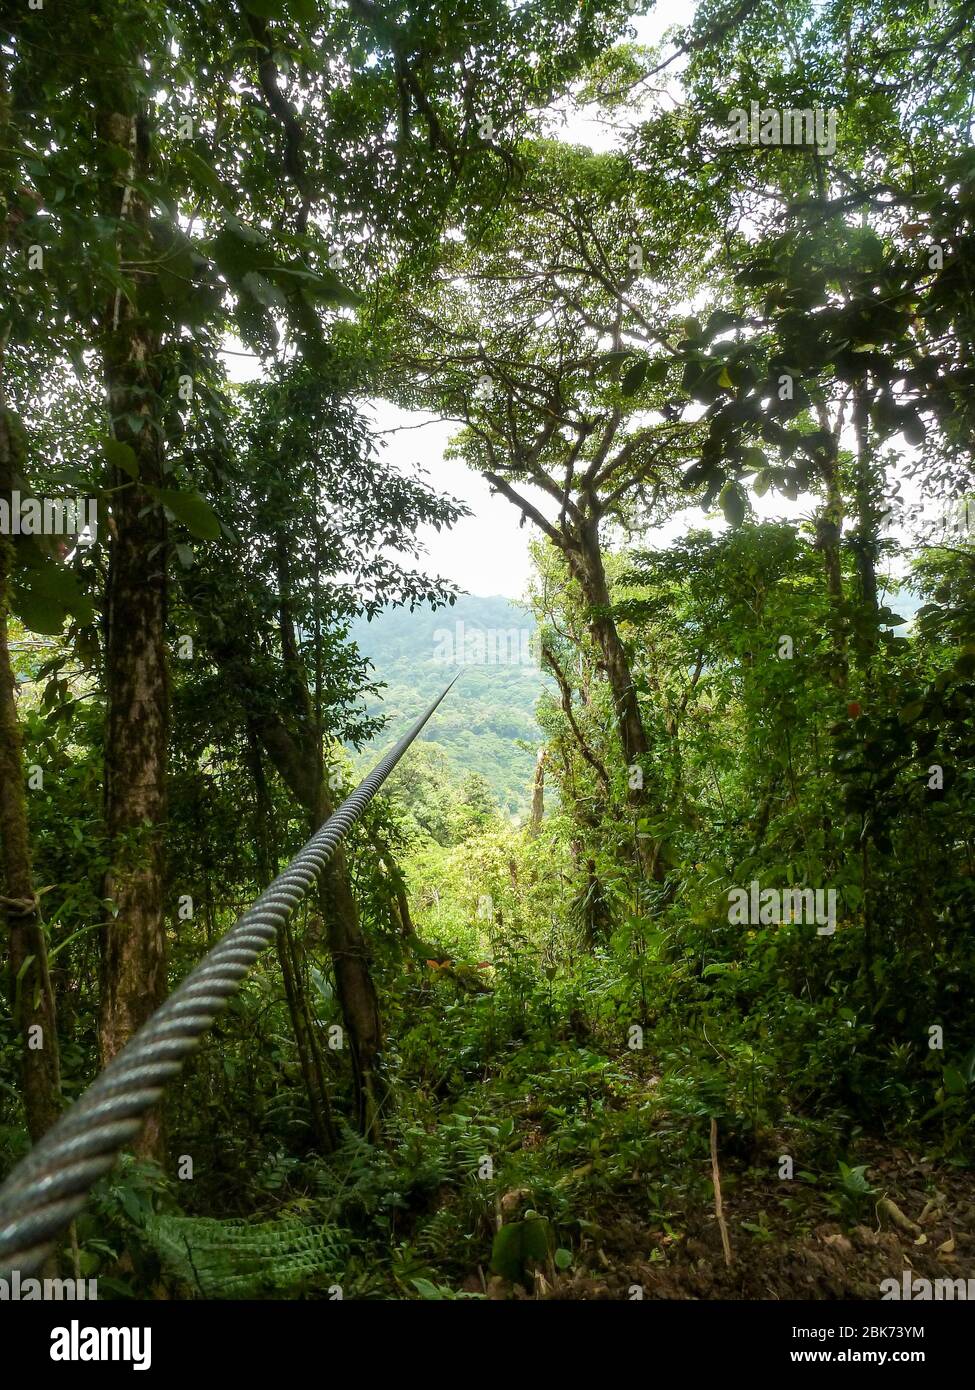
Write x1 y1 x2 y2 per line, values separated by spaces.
1 0 974 1302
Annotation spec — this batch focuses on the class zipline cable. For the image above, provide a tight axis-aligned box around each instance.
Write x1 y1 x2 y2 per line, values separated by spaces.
0 677 458 1278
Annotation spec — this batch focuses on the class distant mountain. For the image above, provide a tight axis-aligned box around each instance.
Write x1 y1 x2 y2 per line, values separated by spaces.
349 595 545 815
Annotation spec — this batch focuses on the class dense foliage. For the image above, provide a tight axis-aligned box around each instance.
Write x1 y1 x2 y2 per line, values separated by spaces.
1 0 973 1305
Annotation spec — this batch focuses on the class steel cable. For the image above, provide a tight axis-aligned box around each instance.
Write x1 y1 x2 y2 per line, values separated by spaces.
0 677 457 1277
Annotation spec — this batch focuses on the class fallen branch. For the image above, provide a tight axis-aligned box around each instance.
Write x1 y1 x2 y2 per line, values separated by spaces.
710 1116 733 1267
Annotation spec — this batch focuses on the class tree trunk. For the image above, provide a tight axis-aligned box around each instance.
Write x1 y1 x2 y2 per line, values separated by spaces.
529 747 546 836
852 383 881 674
96 108 169 1160
275 533 386 1138
392 877 414 938
565 522 667 880
570 531 648 767
374 838 414 938
0 403 61 1141
814 418 849 691
313 784 385 1143
541 641 611 796
277 919 337 1151
247 724 335 1151
199 610 386 1139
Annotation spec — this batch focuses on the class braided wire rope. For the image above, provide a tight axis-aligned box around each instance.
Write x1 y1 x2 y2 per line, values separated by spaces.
0 677 457 1277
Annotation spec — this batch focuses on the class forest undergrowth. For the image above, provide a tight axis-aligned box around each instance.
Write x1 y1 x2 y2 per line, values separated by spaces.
67 804 974 1303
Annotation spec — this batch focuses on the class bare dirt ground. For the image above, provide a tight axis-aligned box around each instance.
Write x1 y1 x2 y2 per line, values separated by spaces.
543 1143 975 1300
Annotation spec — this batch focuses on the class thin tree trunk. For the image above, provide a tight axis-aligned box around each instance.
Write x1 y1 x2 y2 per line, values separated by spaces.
570 532 648 768
852 383 880 674
247 724 335 1151
378 845 411 934
566 523 667 880
96 107 169 1160
374 838 414 938
199 613 386 1139
275 532 386 1138
0 204 62 1140
542 643 611 794
815 415 849 691
315 799 385 1143
529 747 546 836
278 920 337 1151
393 878 414 938
0 515 61 1141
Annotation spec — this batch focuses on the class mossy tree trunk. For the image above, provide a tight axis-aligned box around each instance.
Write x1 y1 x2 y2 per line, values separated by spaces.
95 105 170 1160
0 398 61 1142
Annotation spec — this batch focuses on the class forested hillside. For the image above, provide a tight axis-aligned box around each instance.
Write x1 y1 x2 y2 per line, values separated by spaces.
350 595 543 815
1 0 974 1346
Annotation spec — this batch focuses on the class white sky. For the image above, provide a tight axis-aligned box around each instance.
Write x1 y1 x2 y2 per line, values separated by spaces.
365 400 537 596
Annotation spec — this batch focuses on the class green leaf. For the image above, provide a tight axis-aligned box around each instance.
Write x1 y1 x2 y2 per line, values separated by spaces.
718 480 747 529
621 358 648 397
601 350 631 375
211 230 268 284
242 271 288 310
182 150 234 209
490 1218 552 1283
104 438 139 479
899 407 925 447
13 562 94 635
222 214 267 246
554 1247 572 1270
411 1277 446 1300
735 261 778 287
12 578 59 638
898 700 925 724
279 266 360 307
838 1162 872 1195
151 488 221 540
942 1066 967 1096
705 309 744 337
